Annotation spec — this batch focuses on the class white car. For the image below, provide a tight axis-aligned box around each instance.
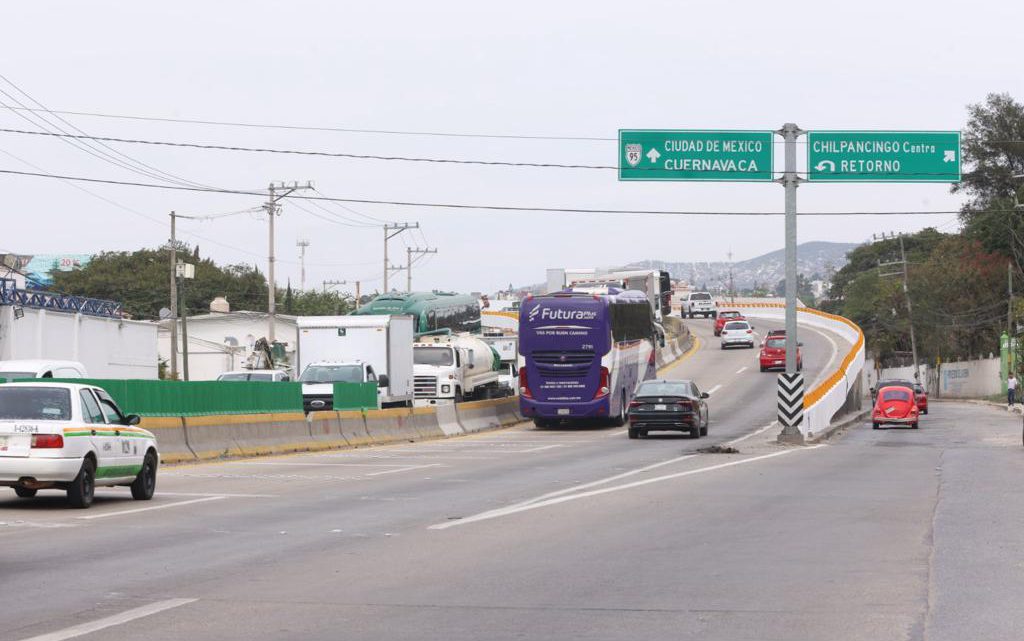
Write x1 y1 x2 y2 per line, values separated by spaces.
0 382 158 508
682 292 717 319
0 359 88 380
720 320 756 349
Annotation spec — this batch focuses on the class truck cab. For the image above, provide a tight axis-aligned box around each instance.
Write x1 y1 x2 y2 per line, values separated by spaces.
413 335 501 404
298 361 385 412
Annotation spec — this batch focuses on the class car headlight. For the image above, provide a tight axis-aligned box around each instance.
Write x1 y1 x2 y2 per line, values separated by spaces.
441 384 451 393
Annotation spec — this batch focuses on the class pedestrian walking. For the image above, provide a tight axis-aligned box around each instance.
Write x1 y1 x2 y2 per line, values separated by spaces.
1008 372 1018 407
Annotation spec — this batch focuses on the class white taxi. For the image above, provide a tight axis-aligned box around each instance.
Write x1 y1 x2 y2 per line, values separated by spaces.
0 382 158 508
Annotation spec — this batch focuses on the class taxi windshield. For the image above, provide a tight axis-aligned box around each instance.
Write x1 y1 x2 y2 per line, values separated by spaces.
0 386 72 420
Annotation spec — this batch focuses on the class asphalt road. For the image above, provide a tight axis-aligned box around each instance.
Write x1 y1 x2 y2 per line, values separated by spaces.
5 319 1022 640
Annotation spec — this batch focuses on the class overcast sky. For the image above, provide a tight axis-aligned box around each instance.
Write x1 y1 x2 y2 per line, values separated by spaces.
2 1 1021 297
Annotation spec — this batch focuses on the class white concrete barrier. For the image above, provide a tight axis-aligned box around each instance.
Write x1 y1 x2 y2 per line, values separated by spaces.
729 303 865 439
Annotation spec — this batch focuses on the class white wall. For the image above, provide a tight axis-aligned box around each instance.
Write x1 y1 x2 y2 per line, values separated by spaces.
158 314 297 381
0 306 157 378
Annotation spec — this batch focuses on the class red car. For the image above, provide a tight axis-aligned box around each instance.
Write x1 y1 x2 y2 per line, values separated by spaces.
872 385 920 429
913 383 928 415
714 311 745 336
758 336 802 372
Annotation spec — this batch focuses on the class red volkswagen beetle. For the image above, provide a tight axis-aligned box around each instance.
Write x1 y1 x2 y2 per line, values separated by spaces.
872 385 920 429
913 383 928 415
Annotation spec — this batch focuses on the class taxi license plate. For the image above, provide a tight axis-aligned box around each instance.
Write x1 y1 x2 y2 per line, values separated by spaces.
654 404 667 411
557 408 570 416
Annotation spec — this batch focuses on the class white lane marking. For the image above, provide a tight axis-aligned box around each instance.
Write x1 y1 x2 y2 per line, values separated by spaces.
226 461 430 468
735 366 748 374
0 521 79 529
725 421 779 446
77 496 225 520
17 597 197 641
801 324 840 388
365 464 442 477
102 490 278 498
514 444 564 453
606 429 628 437
430 448 824 530
485 453 699 512
707 384 723 396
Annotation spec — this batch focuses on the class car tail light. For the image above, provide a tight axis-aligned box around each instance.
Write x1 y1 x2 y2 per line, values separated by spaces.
629 399 641 409
676 399 693 411
519 368 532 399
31 434 64 449
593 367 610 399
746 329 752 333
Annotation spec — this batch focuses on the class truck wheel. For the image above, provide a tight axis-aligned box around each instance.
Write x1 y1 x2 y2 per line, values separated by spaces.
67 457 96 509
455 388 464 403
14 487 37 498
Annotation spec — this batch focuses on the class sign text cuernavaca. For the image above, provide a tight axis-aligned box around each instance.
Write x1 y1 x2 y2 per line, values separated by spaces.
618 130 774 182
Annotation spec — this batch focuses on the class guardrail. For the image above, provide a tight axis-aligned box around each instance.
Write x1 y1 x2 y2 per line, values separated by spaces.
724 303 865 438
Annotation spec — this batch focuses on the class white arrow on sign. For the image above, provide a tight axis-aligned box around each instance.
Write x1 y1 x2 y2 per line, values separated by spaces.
646 148 661 164
943 150 956 162
814 160 835 172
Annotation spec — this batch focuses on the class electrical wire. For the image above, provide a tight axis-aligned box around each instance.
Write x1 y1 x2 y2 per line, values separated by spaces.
0 126 976 176
0 78 214 190
0 167 997 216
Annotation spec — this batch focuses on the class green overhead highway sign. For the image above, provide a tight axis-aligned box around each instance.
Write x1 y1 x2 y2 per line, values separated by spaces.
807 130 961 183
618 130 774 182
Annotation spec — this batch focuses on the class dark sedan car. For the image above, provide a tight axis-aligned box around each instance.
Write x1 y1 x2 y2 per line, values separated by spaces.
627 379 709 439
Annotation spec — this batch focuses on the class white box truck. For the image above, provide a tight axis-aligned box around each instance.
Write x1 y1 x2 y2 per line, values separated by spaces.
295 316 414 411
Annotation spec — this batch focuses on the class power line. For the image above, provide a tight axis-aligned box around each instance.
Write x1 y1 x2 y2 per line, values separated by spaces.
0 166 1002 216
0 104 616 142
0 126 976 176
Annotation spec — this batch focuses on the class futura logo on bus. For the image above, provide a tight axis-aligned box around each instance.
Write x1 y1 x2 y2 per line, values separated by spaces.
528 306 599 323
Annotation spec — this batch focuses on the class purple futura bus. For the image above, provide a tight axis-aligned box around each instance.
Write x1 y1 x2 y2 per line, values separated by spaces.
518 288 657 427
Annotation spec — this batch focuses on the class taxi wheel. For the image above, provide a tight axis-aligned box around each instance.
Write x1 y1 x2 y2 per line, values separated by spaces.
14 487 37 498
131 451 158 501
67 457 96 509
872 422 880 430
911 422 919 430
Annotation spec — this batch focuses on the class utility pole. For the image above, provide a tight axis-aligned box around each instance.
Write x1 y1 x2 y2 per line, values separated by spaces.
168 211 178 380
265 181 313 343
878 233 919 379
296 239 310 291
407 247 437 292
383 223 418 292
727 248 735 303
1009 260 1014 336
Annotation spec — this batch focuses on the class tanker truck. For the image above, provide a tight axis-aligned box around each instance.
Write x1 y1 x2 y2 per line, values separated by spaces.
413 334 503 404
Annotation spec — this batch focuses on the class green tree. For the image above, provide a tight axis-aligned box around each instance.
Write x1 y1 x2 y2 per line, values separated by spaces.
51 247 268 320
954 93 1024 273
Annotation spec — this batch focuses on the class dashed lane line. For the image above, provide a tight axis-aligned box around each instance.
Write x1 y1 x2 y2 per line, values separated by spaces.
736 366 748 374
365 464 443 477
16 598 198 641
707 384 723 395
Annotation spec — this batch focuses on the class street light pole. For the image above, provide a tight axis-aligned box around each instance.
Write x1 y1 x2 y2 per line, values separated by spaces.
168 211 178 380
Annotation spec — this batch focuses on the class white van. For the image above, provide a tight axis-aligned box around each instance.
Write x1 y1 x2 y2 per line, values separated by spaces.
0 360 88 380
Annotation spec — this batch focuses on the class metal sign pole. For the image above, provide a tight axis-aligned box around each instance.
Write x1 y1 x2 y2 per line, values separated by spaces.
778 122 805 443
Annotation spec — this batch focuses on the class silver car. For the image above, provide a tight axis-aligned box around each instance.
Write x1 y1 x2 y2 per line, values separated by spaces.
720 320 756 349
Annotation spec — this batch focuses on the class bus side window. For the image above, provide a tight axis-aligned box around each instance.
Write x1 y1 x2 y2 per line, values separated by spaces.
427 310 437 330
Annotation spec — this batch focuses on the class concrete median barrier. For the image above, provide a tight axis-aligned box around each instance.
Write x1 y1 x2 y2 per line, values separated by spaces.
434 402 464 436
141 416 195 464
307 410 351 449
364 407 427 444
457 398 507 433
184 412 312 460
493 397 523 426
338 410 373 447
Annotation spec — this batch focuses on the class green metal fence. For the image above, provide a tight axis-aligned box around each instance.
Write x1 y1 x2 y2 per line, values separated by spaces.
2 378 380 416
333 382 379 410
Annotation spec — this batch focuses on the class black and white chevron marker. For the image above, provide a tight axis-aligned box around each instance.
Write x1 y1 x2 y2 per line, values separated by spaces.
777 373 804 428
